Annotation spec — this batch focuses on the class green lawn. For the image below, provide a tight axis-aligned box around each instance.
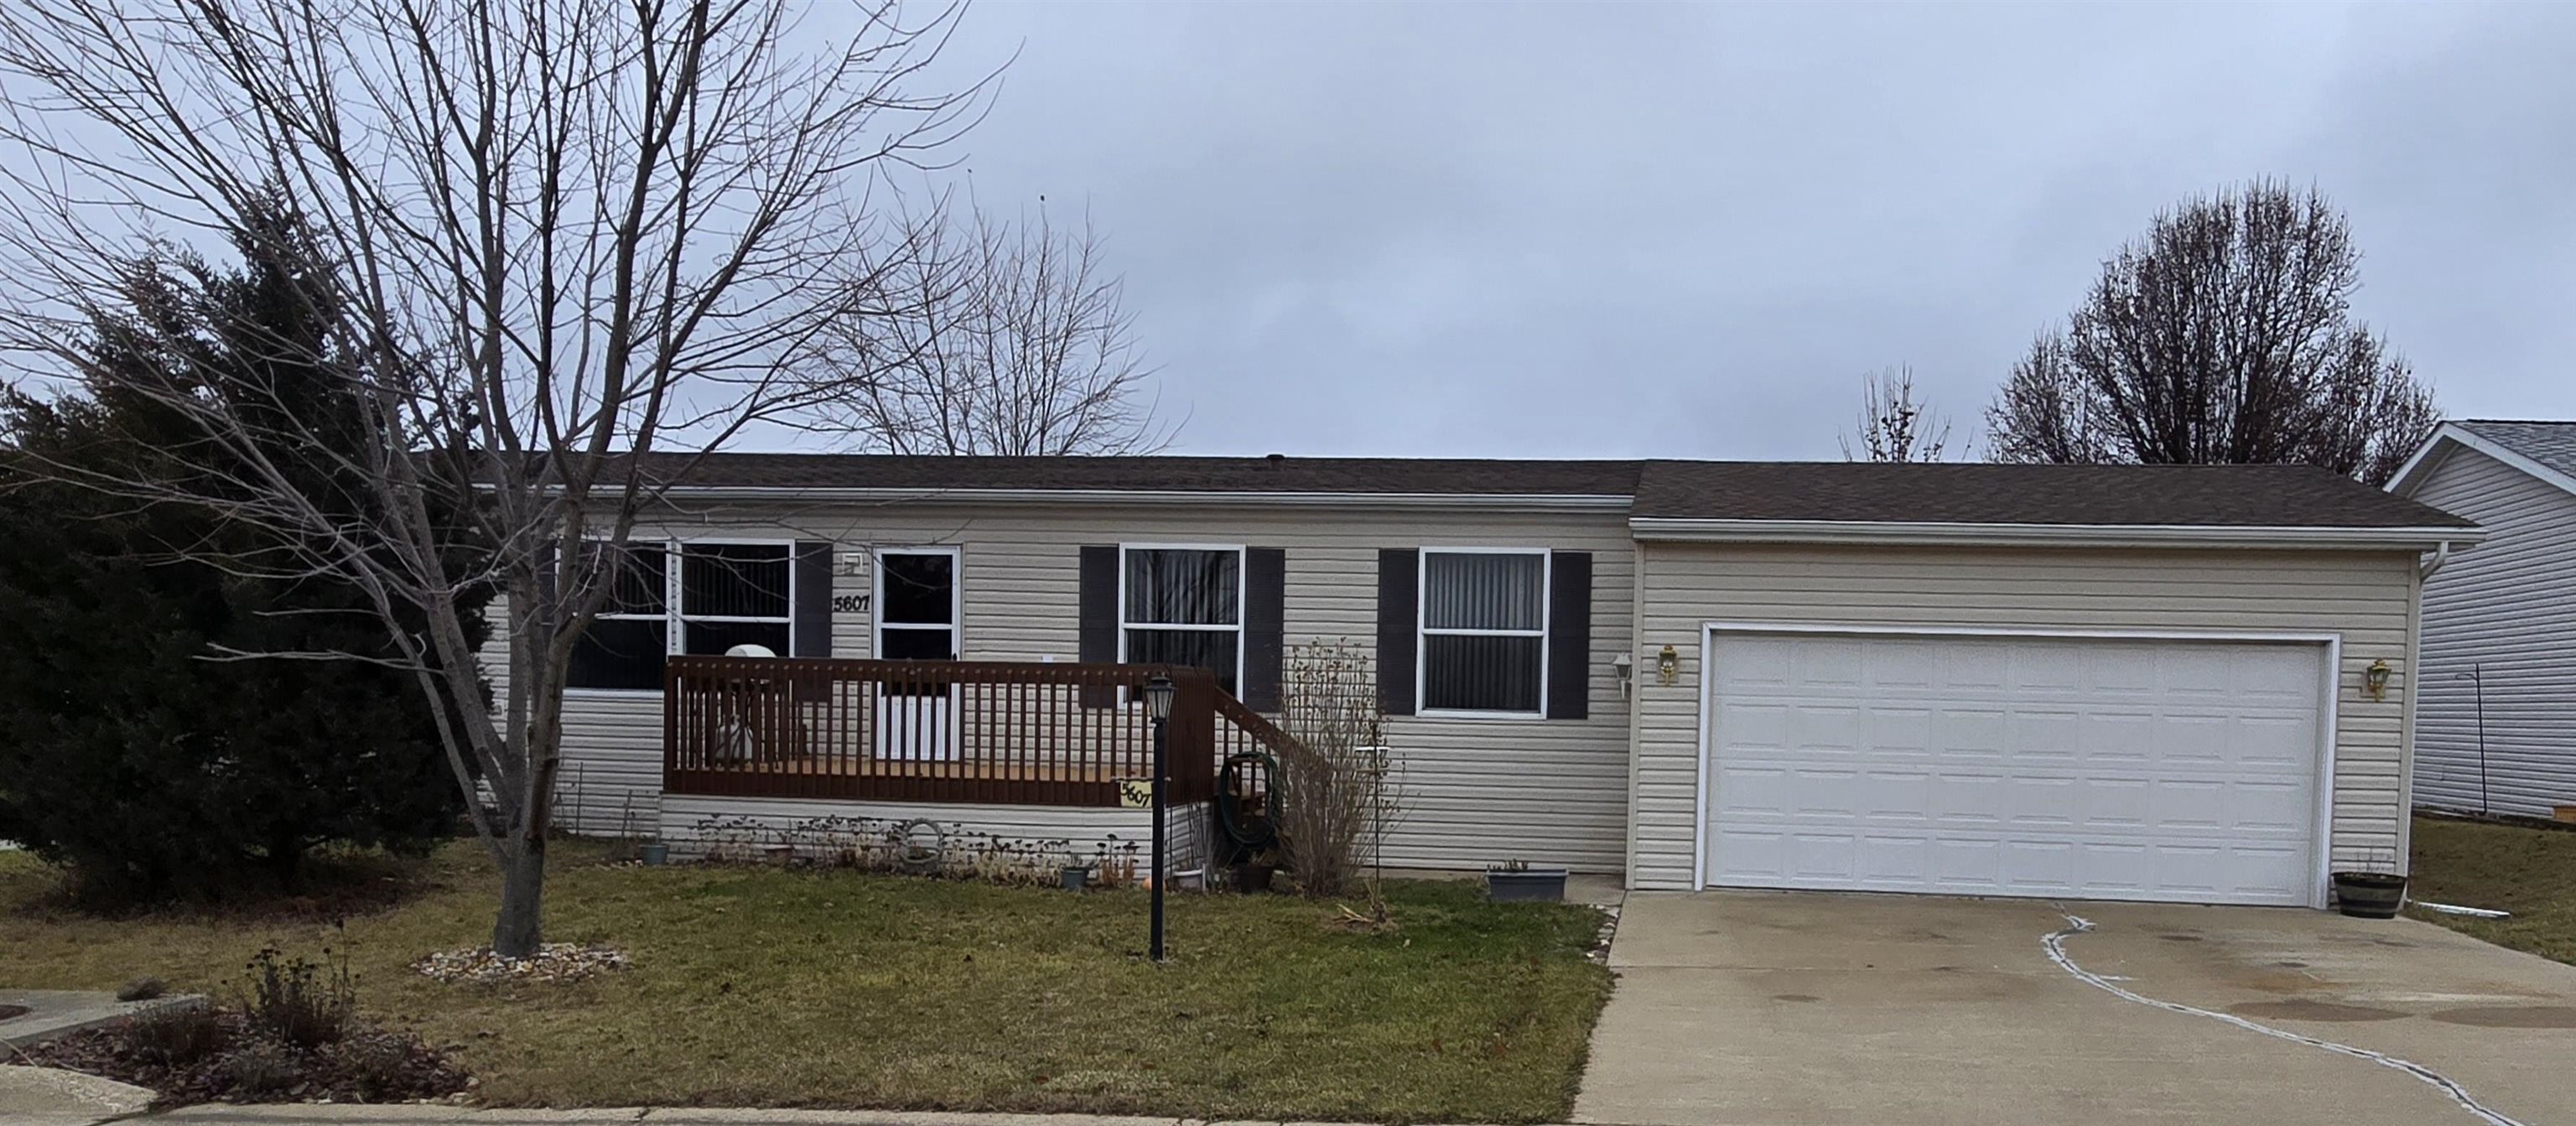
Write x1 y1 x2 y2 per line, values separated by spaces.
2407 814 2576 966
0 843 1612 1122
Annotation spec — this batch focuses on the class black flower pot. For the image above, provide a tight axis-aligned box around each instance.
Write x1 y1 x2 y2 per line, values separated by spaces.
1486 868 1571 903
2332 871 2407 919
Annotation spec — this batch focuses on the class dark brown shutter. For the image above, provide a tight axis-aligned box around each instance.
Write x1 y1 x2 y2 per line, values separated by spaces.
1546 551 1592 719
1242 547 1286 710
790 541 834 702
1078 545 1119 708
1376 548 1418 716
792 542 833 657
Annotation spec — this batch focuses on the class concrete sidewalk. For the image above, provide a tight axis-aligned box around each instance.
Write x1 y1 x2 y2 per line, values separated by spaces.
0 1064 153 1126
143 1108 1514 1126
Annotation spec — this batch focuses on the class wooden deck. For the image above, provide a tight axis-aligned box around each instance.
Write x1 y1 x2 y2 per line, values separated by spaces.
684 757 1125 783
663 656 1297 807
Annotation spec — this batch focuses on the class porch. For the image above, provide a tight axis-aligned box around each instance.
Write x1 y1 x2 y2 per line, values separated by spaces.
661 656 1297 808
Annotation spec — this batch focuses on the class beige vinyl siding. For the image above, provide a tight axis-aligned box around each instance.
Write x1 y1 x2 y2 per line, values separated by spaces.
2405 446 2576 817
1627 542 2421 890
522 500 1636 869
473 604 668 837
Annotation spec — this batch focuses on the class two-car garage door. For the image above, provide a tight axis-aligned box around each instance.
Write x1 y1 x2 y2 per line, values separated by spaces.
1701 630 2329 906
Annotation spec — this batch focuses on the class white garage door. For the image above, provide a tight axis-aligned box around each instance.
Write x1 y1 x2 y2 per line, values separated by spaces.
1702 630 2327 905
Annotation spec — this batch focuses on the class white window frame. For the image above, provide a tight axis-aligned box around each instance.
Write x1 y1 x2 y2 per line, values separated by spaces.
1416 546 1551 719
565 536 798 696
1117 542 1247 698
871 545 963 660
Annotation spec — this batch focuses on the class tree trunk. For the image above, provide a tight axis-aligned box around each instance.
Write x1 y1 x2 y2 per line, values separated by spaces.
491 834 548 957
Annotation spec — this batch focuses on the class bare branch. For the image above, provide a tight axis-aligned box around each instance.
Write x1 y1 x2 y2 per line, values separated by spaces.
1984 179 2438 484
1840 365 1951 463
0 0 990 955
802 193 1176 455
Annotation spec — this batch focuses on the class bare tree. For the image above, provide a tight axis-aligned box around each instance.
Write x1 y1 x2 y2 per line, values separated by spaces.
1840 365 1951 463
0 0 983 955
810 198 1172 454
1985 180 2438 485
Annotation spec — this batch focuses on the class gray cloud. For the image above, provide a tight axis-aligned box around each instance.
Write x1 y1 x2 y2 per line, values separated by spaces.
839 1 2576 458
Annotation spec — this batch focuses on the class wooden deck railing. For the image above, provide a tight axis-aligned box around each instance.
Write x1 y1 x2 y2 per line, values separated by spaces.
662 657 1228 807
1215 691 1304 766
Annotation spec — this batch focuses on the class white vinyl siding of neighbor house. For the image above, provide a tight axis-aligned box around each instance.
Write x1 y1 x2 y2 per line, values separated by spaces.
2403 446 2576 817
510 501 1638 871
1625 542 2422 891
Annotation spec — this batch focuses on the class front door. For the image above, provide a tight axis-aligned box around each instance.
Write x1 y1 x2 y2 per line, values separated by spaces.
874 548 960 760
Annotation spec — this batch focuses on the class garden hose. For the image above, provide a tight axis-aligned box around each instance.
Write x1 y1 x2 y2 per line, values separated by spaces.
1217 750 1281 851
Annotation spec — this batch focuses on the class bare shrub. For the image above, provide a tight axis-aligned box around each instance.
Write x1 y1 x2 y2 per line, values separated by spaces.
219 1038 302 1100
1273 641 1405 902
239 948 354 1049
119 1004 225 1067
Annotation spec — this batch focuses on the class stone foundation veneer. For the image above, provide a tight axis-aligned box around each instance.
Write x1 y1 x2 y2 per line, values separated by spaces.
657 794 1212 877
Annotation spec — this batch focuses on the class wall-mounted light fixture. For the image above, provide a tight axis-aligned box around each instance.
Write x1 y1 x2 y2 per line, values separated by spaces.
2364 659 2392 702
1613 653 1634 699
1656 644 1680 687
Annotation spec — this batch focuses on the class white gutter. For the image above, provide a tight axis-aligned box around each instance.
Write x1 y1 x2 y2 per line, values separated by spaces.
1628 516 2486 551
644 485 1636 512
2419 539 2454 579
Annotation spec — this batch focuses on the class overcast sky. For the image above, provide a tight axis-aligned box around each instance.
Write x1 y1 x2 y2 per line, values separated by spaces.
857 1 2576 461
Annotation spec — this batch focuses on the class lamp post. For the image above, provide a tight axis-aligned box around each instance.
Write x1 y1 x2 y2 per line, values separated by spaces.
1142 673 1175 963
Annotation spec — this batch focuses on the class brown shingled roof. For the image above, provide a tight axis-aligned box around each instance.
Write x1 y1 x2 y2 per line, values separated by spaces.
628 452 1646 496
626 452 2473 530
1629 460 2475 528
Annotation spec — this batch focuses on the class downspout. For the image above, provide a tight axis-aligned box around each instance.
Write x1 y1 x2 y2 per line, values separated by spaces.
2418 540 2454 580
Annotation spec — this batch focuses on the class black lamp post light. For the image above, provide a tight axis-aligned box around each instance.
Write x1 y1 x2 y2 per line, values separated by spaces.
1142 673 1174 963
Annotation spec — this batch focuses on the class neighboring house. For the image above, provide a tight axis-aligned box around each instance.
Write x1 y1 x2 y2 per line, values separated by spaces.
506 454 2479 908
2387 420 2576 818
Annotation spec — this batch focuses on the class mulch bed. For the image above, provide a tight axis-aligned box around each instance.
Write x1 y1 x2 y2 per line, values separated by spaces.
15 1009 468 1108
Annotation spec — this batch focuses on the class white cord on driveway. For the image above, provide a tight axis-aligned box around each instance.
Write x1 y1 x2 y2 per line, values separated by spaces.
2043 912 2528 1126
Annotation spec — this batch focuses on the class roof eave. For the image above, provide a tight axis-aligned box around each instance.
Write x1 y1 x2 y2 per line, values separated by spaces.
643 485 1636 512
1628 517 2485 550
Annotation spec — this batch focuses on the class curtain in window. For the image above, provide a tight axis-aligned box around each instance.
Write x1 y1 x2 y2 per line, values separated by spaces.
682 544 791 618
1422 553 1543 630
569 618 670 689
1420 552 1545 713
1422 634 1542 712
1123 547 1241 693
1124 549 1239 625
569 543 669 688
1124 629 1240 695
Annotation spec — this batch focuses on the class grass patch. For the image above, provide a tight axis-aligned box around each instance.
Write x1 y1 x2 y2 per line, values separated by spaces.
0 843 1611 1122
2407 814 2576 965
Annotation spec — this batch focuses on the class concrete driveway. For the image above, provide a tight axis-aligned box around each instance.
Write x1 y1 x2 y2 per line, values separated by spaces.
1576 890 2576 1126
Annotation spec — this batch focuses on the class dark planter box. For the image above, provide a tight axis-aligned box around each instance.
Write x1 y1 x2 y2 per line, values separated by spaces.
2332 871 2408 919
1486 868 1570 903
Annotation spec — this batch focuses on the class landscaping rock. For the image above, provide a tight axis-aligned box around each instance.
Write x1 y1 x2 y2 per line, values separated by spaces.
413 943 629 985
